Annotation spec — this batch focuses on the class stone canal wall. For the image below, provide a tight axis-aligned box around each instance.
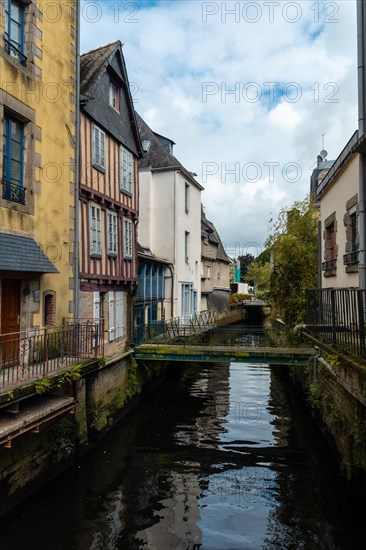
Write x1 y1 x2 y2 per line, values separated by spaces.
0 354 169 518
287 334 366 488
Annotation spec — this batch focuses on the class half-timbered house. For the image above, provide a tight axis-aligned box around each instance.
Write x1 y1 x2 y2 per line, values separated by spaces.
79 42 142 357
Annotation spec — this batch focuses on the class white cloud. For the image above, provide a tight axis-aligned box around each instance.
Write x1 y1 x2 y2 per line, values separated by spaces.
81 0 358 251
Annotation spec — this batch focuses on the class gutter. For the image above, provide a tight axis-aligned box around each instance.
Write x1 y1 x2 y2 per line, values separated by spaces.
74 0 81 318
358 0 366 291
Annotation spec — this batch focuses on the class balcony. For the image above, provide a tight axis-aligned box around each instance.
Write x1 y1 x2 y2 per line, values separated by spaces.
322 258 337 273
0 321 104 392
2 179 26 205
4 38 27 66
343 250 359 266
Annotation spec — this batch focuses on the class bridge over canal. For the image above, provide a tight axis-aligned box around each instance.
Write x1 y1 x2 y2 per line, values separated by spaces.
134 324 315 366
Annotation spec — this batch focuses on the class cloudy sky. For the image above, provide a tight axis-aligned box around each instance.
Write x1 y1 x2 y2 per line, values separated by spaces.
81 0 357 257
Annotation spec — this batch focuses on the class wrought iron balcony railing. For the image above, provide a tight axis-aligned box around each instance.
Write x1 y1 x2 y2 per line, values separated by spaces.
2 179 26 205
4 38 27 66
0 321 104 391
343 250 359 266
322 258 337 272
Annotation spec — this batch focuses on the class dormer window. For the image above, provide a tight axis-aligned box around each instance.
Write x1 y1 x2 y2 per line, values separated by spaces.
109 82 120 112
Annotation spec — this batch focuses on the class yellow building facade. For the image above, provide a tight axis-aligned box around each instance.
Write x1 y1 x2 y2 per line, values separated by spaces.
0 0 77 339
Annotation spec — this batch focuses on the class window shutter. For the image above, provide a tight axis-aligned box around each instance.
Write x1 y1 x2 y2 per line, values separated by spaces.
115 291 124 338
108 292 115 341
93 292 100 319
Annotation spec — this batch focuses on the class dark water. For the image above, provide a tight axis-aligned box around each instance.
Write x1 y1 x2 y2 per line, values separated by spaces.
1 362 366 550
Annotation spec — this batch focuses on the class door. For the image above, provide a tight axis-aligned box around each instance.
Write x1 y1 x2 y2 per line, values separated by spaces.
1 279 21 366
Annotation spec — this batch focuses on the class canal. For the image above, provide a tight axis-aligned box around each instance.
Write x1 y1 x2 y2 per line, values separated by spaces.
1 360 366 549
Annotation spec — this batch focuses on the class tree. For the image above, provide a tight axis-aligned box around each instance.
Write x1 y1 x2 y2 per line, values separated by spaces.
266 195 319 326
246 261 270 293
238 254 254 280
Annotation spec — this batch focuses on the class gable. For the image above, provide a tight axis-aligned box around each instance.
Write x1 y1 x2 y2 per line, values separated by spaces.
81 45 142 157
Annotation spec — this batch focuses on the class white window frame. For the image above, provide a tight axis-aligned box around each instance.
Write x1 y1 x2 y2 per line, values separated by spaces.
92 124 105 170
108 291 115 342
123 217 133 259
115 291 124 338
185 183 190 214
107 210 118 257
109 82 119 112
89 203 102 257
93 292 101 320
185 231 189 263
120 146 133 195
107 291 124 341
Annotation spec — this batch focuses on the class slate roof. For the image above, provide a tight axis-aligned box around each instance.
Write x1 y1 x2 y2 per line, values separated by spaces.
80 41 120 97
136 112 204 190
201 208 231 264
0 233 58 273
80 41 143 157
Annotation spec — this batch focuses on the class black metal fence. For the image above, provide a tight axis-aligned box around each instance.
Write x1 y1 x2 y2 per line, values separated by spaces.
135 310 218 344
305 289 366 359
0 320 104 390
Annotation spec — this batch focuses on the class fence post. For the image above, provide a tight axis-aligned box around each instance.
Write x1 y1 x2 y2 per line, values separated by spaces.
331 289 337 346
357 290 366 358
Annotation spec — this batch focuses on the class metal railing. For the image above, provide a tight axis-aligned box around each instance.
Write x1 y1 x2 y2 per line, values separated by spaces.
343 251 359 266
2 179 26 205
4 38 27 66
0 321 104 391
135 309 218 344
305 289 366 359
322 259 337 272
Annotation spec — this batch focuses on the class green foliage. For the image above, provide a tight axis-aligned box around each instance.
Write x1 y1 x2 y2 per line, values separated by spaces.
246 261 271 292
229 293 251 304
6 390 14 402
127 357 141 398
35 377 52 394
266 195 319 326
45 419 74 455
256 248 270 265
309 382 322 405
88 408 112 431
59 364 82 385
238 254 254 279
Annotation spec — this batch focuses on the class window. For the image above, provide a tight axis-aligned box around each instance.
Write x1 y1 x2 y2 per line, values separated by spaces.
2 113 25 204
92 125 105 170
185 231 189 263
344 199 359 268
120 147 133 195
43 291 56 327
109 82 120 112
185 183 190 214
123 217 133 258
4 0 26 65
322 212 337 276
107 211 118 256
108 291 124 341
329 223 335 260
89 203 102 257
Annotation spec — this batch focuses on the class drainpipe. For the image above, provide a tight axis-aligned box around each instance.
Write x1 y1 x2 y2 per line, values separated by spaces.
358 0 366 291
74 0 81 318
172 170 177 317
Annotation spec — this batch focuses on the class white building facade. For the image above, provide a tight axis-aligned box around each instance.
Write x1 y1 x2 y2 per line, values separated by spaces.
137 114 203 322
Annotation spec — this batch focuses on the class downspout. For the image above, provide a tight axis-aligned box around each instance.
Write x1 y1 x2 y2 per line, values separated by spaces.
358 0 366 290
74 0 81 318
172 170 177 317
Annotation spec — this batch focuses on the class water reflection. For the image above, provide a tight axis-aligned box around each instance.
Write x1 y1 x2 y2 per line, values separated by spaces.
1 362 366 550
